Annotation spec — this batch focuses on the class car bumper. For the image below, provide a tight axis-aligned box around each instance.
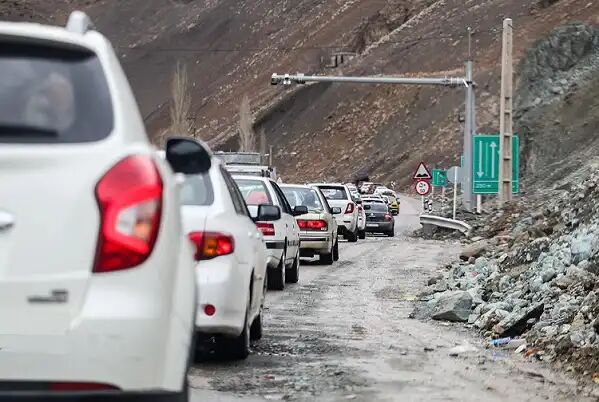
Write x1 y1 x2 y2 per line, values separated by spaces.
335 215 356 232
195 255 248 337
365 221 394 232
299 232 332 253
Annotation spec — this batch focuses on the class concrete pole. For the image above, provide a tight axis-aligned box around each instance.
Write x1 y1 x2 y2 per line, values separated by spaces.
499 18 514 204
269 145 273 166
462 61 475 211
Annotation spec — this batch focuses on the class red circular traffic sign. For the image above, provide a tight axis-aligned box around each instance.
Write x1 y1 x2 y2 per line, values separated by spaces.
414 180 431 196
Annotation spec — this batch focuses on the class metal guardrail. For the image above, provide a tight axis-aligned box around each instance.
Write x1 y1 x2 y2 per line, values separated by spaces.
420 214 472 235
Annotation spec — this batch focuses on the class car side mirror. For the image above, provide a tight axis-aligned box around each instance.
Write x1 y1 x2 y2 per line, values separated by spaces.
355 200 362 205
364 205 372 210
256 205 281 221
293 205 309 216
165 137 211 174
331 207 342 215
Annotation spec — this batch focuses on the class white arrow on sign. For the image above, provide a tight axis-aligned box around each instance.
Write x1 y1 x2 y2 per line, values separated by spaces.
477 141 484 178
490 141 497 178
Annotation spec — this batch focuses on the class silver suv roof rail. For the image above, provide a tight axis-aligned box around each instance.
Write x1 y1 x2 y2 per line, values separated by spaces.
66 11 95 34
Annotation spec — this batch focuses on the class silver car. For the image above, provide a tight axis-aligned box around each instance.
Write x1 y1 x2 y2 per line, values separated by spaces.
280 184 340 265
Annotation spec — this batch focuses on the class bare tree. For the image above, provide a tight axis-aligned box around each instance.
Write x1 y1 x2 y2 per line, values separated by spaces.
169 62 192 137
238 95 256 152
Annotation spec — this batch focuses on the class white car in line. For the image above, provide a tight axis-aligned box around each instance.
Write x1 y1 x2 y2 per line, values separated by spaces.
350 191 367 239
177 144 272 360
311 183 359 242
280 184 340 264
234 176 304 290
0 12 197 400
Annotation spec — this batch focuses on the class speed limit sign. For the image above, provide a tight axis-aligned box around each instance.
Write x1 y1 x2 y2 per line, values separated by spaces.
414 180 431 196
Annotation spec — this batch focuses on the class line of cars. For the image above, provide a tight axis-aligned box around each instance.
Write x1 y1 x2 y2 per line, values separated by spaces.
0 12 401 400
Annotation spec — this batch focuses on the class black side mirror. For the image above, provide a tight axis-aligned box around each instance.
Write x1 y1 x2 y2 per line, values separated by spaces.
256 205 281 221
364 204 372 210
331 207 342 215
293 205 309 216
355 199 362 205
165 137 212 174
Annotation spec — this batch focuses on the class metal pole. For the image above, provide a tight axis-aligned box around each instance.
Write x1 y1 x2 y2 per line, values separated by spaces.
476 195 482 214
499 18 514 204
269 145 273 166
452 168 458 220
271 74 466 87
462 61 474 211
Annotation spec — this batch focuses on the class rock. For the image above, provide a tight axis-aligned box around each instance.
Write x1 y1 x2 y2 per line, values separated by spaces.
570 230 599 264
495 304 545 338
460 240 489 261
542 268 557 283
431 291 473 322
427 274 443 286
448 342 478 356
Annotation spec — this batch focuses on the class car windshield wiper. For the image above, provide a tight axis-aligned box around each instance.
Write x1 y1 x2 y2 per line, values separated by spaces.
0 124 58 137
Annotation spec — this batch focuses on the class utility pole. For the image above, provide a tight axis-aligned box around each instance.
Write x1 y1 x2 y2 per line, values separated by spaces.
271 70 476 211
499 18 514 204
268 145 273 167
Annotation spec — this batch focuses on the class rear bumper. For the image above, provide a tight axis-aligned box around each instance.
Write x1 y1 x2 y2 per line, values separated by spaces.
365 221 394 232
195 255 248 337
299 233 332 253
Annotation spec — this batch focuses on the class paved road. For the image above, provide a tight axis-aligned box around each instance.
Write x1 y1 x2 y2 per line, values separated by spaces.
190 197 585 401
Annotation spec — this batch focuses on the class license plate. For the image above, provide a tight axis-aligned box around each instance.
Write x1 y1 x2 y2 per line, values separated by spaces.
366 223 378 227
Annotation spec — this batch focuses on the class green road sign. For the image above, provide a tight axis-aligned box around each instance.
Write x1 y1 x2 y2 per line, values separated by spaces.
472 134 519 194
432 169 448 187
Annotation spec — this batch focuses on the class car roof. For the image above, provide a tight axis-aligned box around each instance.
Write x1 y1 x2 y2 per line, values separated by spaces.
310 183 347 187
279 183 312 189
232 174 269 182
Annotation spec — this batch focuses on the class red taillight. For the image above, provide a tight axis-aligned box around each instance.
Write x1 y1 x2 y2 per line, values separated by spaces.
256 222 275 236
345 203 355 214
358 205 363 212
204 304 216 316
94 156 163 273
50 382 117 392
188 231 234 261
384 213 393 221
297 219 328 231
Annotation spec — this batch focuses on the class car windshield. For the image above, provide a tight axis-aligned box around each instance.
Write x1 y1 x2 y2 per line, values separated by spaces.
0 41 113 143
180 173 214 206
282 187 324 212
366 203 388 212
319 186 347 200
234 179 273 205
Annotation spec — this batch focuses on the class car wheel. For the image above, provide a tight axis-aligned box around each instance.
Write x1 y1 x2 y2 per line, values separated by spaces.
286 251 300 283
333 239 339 261
267 248 285 290
226 290 251 359
347 229 358 243
320 247 334 265
358 230 366 239
387 229 395 237
250 311 263 341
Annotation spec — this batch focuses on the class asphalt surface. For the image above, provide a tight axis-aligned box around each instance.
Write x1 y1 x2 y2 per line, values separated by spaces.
190 197 587 402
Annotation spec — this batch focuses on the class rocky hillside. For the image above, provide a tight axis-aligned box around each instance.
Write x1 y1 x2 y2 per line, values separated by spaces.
3 0 597 189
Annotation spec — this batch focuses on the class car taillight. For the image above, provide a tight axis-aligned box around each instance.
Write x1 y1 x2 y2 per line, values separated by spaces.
384 213 393 221
50 382 118 392
358 205 363 212
297 219 328 231
345 203 355 214
94 156 163 273
256 222 275 236
188 231 234 261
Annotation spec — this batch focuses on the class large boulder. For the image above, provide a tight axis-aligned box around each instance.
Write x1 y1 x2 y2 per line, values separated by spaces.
431 291 473 322
459 241 489 261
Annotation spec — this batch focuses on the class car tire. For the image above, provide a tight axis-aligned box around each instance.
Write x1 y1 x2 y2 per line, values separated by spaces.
358 230 366 239
286 251 300 283
227 290 251 360
347 229 358 243
250 276 266 341
387 229 395 237
267 248 286 290
320 248 334 265
333 239 339 261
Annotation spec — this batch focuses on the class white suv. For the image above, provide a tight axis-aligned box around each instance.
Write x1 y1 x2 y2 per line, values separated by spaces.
234 176 303 290
178 145 271 360
311 183 359 242
0 13 197 401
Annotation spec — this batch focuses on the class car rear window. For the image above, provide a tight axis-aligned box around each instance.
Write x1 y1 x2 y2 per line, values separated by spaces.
318 186 348 200
234 179 273 206
282 187 324 212
367 203 388 212
0 41 113 143
181 173 214 206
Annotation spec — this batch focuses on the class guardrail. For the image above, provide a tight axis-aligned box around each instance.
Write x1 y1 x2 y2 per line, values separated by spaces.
420 214 472 236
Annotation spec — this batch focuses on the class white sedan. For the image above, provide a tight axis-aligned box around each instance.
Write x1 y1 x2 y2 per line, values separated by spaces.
180 151 271 360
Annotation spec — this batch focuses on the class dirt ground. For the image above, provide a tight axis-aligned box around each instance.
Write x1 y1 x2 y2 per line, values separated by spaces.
188 197 590 402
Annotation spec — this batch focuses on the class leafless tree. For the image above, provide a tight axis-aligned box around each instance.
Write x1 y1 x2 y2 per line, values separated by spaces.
238 95 256 152
169 62 192 138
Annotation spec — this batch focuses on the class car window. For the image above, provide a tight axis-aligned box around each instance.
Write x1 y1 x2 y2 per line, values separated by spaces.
282 187 324 212
180 173 214 206
271 182 292 214
314 188 332 213
0 41 113 143
220 167 249 216
318 186 348 200
234 178 273 206
366 203 388 212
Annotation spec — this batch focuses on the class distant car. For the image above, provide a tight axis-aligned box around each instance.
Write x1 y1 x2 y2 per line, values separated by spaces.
311 183 359 242
351 192 366 239
387 195 400 215
280 184 340 264
364 201 395 237
178 147 271 360
0 12 198 400
234 176 303 290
